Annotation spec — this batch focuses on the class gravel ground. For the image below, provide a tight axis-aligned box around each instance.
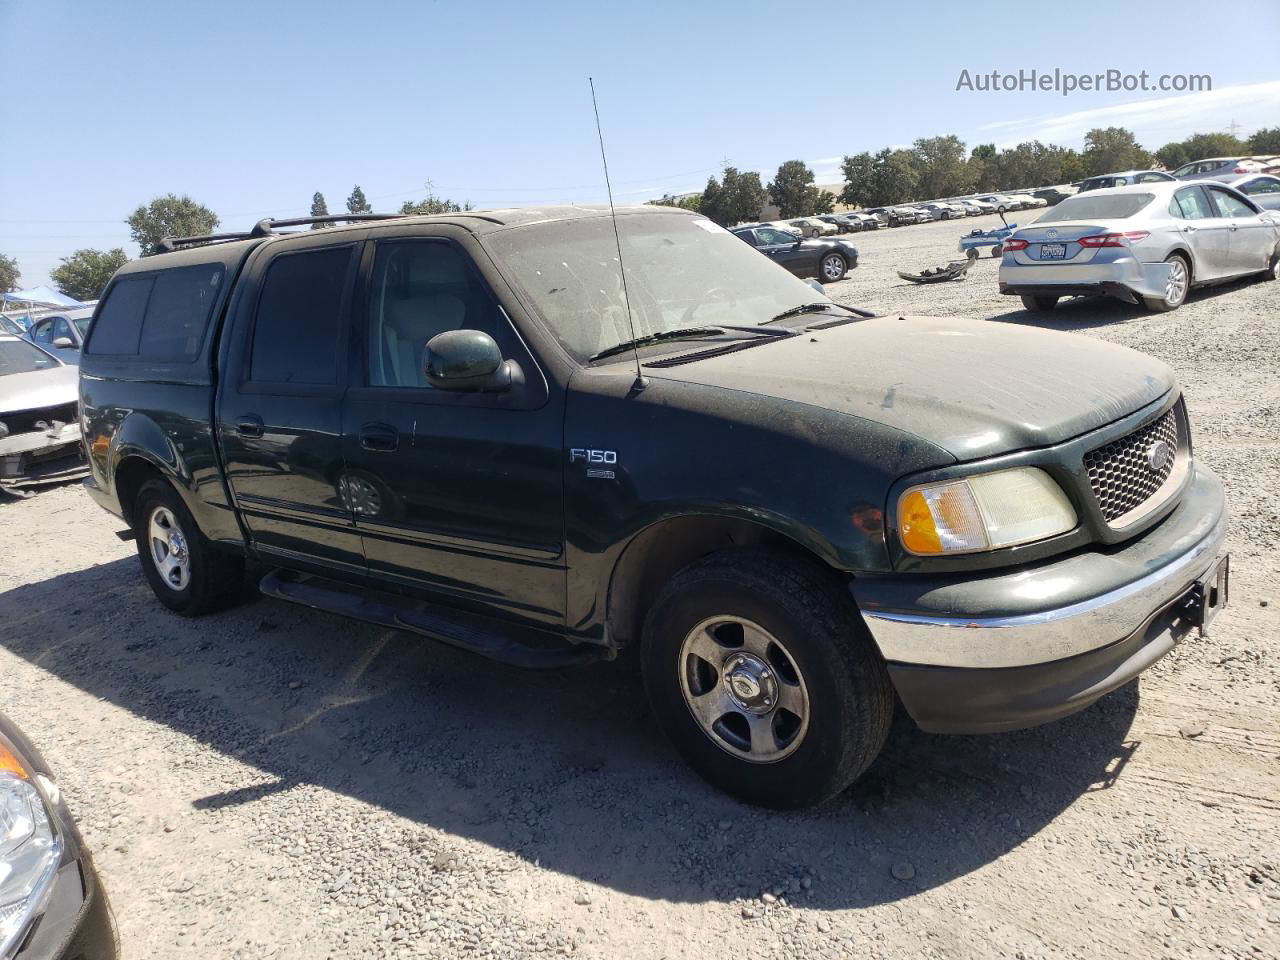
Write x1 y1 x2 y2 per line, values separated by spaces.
1 211 1278 959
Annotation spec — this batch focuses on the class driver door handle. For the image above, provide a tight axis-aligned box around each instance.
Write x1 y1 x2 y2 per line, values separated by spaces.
235 415 264 439
359 423 399 452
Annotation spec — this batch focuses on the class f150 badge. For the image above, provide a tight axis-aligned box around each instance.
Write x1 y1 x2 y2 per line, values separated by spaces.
570 448 617 479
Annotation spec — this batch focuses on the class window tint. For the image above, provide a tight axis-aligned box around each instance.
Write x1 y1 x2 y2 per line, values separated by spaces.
366 241 499 388
251 247 354 384
1242 177 1280 195
138 264 224 359
1209 189 1256 218
735 230 758 246
757 228 794 245
1172 188 1213 220
88 276 153 354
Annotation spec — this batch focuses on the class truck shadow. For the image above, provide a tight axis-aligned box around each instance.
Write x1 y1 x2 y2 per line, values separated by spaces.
0 557 1141 910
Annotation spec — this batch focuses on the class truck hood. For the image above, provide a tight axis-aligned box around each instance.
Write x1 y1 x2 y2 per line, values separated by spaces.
650 315 1174 461
0 364 79 414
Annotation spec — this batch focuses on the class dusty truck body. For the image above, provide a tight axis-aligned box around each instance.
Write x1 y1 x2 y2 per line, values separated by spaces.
0 335 88 495
78 206 1228 808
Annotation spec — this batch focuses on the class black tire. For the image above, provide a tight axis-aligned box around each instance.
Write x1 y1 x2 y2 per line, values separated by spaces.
640 548 894 809
1263 250 1280 282
990 244 1003 258
133 479 244 616
1020 294 1059 312
819 252 848 283
1142 253 1191 312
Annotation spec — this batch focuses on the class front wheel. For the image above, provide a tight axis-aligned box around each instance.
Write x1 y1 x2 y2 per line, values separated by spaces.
1142 253 1190 312
819 252 848 283
1263 251 1279 282
134 479 244 616
640 549 894 808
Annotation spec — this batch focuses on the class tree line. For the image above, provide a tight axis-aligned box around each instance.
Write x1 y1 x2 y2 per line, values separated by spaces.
6 126 1279 301
654 126 1280 226
1 182 468 302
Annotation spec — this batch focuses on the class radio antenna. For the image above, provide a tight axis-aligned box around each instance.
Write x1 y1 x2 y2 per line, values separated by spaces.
589 77 646 388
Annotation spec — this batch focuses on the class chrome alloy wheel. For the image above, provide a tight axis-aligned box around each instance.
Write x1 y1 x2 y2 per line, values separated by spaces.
678 616 810 763
148 506 191 591
339 473 382 517
1165 256 1188 306
821 254 845 281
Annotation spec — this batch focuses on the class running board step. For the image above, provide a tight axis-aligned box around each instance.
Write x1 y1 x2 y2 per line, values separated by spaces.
258 569 607 669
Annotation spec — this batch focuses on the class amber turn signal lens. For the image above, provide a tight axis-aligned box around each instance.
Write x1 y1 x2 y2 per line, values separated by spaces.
0 741 29 780
899 489 943 554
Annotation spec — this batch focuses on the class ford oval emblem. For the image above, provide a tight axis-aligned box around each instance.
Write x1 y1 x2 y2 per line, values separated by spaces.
1146 440 1172 473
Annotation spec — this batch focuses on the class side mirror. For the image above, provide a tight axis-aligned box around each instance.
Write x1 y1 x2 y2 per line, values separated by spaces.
423 330 518 392
52 337 75 349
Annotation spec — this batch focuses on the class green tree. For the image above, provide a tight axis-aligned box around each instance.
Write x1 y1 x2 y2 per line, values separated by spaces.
838 152 875 207
910 135 975 199
647 193 702 212
1179 132 1246 161
0 254 19 293
699 166 766 226
346 185 372 215
126 194 220 256
1154 141 1190 171
1059 149 1086 183
1249 127 1280 154
1081 127 1151 177
399 194 471 215
49 248 130 302
768 160 824 218
865 148 919 206
969 143 999 192
310 192 332 228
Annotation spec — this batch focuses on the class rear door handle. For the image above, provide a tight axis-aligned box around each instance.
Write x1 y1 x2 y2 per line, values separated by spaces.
359 423 399 452
235 415 264 439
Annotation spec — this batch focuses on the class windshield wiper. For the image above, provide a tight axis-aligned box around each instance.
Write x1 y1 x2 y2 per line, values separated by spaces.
765 303 837 323
589 325 792 362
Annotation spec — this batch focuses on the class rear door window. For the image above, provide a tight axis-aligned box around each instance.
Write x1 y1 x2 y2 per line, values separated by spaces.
1171 188 1213 220
137 264 224 359
250 246 356 385
87 275 153 355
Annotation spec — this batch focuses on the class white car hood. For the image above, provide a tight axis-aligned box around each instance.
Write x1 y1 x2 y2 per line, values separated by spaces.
0 364 79 415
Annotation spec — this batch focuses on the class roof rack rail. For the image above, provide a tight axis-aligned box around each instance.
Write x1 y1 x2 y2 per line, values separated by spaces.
157 213 409 253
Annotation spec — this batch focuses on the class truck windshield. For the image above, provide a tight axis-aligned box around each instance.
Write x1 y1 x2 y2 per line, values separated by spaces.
483 213 833 363
0 339 62 375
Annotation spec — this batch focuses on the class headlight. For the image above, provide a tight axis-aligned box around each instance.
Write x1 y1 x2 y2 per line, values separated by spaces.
898 467 1077 555
0 736 63 958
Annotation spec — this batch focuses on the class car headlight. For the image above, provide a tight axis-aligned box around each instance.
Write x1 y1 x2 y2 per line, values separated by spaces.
898 467 1077 555
0 736 63 958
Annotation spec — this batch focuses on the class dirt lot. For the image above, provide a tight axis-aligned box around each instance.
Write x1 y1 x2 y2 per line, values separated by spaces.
2 211 1278 959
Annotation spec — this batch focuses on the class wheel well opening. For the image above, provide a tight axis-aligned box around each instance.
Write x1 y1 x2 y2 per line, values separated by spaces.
606 516 832 649
114 457 165 528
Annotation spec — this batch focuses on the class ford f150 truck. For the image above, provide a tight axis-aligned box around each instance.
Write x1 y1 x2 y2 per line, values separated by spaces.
78 206 1229 808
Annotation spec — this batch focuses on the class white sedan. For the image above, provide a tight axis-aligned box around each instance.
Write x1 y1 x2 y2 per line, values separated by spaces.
998 181 1280 312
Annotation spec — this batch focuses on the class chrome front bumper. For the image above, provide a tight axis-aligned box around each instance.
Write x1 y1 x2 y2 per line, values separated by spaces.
853 465 1227 733
854 465 1226 669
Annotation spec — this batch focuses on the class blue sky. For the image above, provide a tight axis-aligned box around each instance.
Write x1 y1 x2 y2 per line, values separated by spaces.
2 0 1278 287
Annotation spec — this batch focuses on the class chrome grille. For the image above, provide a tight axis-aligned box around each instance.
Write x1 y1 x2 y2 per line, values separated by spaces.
1084 401 1183 523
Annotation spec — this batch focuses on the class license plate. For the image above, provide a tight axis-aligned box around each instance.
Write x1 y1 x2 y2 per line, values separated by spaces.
1192 555 1230 636
1039 242 1067 259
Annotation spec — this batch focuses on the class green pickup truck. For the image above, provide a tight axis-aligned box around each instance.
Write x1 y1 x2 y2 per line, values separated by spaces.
78 206 1229 808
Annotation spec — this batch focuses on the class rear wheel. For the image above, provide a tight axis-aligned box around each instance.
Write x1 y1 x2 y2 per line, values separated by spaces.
1142 253 1190 312
640 549 894 808
990 244 1003 258
134 479 244 616
1020 294 1059 312
820 252 848 283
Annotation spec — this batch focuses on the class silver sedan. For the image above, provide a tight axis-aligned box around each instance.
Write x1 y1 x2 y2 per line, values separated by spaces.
998 181 1280 312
